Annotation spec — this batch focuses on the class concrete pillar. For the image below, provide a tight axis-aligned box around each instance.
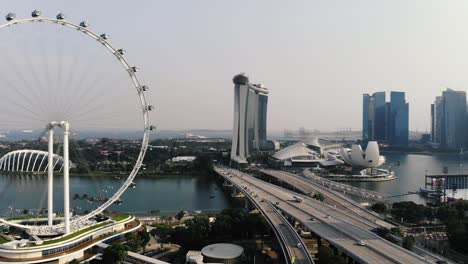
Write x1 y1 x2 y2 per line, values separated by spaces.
62 122 70 234
48 129 54 226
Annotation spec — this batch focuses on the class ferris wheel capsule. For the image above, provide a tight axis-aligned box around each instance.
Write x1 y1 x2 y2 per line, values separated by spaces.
56 13 66 20
0 13 152 233
80 21 89 28
6 13 16 21
31 10 41 18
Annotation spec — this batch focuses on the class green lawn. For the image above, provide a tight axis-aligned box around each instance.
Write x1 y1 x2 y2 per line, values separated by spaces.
0 236 9 244
111 214 130 222
41 222 108 246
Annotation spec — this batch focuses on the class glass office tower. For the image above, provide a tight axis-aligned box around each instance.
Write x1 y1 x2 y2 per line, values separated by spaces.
389 92 409 146
363 91 409 146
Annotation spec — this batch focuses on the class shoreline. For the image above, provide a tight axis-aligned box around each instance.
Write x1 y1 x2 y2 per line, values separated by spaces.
381 150 465 156
0 172 212 178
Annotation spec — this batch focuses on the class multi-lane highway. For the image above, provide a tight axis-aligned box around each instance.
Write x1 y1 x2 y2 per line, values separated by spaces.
215 166 430 264
222 168 313 264
260 169 394 230
260 169 453 263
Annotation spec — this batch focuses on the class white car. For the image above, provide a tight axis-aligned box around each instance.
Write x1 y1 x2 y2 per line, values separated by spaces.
356 240 366 246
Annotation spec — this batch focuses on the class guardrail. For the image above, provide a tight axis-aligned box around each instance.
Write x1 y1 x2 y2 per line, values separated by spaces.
241 169 417 263
265 200 315 264
214 167 293 264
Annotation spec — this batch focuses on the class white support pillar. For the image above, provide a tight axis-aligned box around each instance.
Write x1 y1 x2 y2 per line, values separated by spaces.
52 155 60 170
62 122 70 234
26 152 34 172
21 151 28 172
16 152 21 171
39 154 47 172
48 129 54 227
32 153 40 172
7 154 11 171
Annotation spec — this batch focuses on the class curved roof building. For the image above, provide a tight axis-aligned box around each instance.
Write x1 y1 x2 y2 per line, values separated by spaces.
339 141 385 168
0 150 73 173
270 137 343 167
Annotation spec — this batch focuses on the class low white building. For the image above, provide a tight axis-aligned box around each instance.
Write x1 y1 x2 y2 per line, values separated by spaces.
171 156 196 163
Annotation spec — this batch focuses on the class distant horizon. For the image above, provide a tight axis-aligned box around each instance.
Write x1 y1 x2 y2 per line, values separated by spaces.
2 1 467 133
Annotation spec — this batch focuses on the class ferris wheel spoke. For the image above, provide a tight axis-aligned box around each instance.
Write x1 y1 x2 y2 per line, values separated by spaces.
15 42 49 113
0 14 151 234
0 53 50 117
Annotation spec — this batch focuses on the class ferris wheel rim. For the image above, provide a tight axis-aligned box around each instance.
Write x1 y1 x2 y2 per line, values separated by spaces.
0 14 151 232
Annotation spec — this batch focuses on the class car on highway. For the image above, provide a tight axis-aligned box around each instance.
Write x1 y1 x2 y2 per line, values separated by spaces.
356 240 366 246
297 242 302 248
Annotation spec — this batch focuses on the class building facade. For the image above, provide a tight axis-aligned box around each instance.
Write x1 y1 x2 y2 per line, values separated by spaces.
431 89 467 149
362 91 409 146
231 74 269 163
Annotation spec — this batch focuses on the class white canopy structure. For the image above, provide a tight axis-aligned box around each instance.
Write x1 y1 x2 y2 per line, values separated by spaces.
0 149 72 173
339 141 385 168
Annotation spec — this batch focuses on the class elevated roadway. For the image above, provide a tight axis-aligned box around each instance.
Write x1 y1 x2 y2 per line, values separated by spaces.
260 169 454 263
223 169 313 264
260 169 394 230
215 166 430 264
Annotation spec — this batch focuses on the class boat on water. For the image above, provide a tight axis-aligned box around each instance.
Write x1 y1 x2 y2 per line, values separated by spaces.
324 168 396 182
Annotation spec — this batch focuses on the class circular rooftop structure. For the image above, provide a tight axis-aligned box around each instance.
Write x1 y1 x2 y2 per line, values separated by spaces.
201 243 244 263
232 73 249 85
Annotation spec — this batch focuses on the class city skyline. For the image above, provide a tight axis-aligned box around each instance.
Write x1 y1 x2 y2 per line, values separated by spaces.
4 1 468 133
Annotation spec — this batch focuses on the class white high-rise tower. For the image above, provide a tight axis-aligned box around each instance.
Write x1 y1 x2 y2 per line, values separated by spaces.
231 74 269 164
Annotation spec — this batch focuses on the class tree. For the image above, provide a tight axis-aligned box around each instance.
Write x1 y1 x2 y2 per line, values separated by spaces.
402 235 415 251
193 155 213 172
316 246 334 264
391 201 427 224
186 215 210 243
69 260 80 264
149 209 160 215
175 210 185 221
152 224 173 248
329 255 347 264
313 192 325 202
137 231 151 253
102 244 128 264
446 221 467 253
370 202 387 214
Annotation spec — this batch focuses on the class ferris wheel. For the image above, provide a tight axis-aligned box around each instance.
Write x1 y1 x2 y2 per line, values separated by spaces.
0 10 154 235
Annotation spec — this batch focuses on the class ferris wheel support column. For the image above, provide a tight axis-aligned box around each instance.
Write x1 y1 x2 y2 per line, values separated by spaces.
62 121 71 234
47 128 54 227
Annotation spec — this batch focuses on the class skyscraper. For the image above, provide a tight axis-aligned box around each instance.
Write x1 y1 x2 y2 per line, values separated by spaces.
362 92 387 142
362 91 409 146
231 73 269 164
431 89 467 149
388 92 409 146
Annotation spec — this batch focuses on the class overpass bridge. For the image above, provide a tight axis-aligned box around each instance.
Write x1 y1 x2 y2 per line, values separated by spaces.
215 166 430 264
259 169 454 264
220 167 313 264
260 169 394 230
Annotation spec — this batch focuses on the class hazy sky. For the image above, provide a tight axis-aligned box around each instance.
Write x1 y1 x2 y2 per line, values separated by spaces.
4 1 468 132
